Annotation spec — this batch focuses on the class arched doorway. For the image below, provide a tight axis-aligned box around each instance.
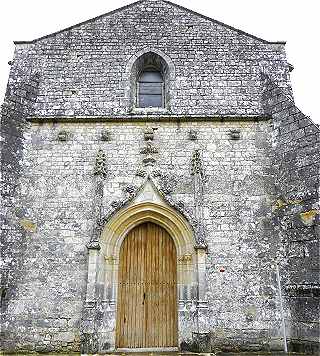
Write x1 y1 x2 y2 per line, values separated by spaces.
116 222 178 348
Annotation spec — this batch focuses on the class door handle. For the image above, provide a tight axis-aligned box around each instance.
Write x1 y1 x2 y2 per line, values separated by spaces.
142 292 146 305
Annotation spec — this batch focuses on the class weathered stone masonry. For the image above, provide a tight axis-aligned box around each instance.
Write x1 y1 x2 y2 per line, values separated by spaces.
1 0 319 353
262 76 320 354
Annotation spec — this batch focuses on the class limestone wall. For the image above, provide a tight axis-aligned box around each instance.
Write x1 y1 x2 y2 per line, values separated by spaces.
1 0 314 353
0 118 286 352
12 0 289 117
262 76 320 354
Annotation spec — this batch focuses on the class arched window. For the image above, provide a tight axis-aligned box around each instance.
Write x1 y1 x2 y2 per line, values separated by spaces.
128 51 172 110
138 69 164 108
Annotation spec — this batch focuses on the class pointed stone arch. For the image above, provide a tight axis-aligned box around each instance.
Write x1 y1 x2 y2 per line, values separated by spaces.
101 200 195 259
83 180 207 350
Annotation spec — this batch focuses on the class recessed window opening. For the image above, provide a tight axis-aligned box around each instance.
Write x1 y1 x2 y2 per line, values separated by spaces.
129 51 172 110
138 67 164 108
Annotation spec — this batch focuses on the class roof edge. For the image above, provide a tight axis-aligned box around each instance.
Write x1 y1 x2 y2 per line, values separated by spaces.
163 0 286 45
14 0 145 45
13 0 286 45
263 75 320 132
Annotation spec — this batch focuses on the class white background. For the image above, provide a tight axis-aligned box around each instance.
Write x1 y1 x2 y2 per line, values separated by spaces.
0 0 319 124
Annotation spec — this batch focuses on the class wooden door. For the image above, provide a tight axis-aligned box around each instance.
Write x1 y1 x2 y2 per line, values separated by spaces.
116 222 177 348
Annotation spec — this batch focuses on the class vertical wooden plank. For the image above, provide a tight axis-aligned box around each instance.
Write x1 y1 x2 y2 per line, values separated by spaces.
151 222 156 347
164 228 169 346
144 223 148 348
117 233 127 347
155 224 159 347
116 222 177 349
125 231 130 347
131 228 136 348
139 223 144 347
148 222 152 347
135 225 140 348
128 229 133 347
160 227 164 347
168 230 173 346
123 233 129 347
120 236 126 347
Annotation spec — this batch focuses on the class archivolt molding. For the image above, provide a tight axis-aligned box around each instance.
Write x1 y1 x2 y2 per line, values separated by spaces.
101 175 207 248
100 201 195 258
125 47 175 79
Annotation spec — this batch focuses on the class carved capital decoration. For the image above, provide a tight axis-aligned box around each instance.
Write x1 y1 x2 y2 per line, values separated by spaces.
104 255 116 264
178 253 193 264
86 240 101 250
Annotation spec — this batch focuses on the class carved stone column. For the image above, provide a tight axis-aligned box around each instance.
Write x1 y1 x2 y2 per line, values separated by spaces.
84 149 107 302
191 149 204 225
81 149 107 354
196 247 207 306
85 241 101 302
191 149 208 308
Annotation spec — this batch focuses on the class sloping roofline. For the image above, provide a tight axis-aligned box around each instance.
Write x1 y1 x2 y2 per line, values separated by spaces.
14 0 286 45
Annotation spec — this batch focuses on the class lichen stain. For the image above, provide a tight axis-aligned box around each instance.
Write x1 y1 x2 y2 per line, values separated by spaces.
299 209 318 226
19 218 37 232
273 198 303 211
273 199 287 210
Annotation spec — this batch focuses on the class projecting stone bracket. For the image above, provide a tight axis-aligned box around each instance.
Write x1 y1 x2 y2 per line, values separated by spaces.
57 130 69 141
228 128 241 140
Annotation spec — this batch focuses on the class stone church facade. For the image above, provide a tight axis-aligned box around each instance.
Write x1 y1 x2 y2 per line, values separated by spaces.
1 0 319 354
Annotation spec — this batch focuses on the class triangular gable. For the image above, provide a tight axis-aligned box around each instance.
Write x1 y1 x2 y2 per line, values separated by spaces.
132 178 166 205
14 0 285 45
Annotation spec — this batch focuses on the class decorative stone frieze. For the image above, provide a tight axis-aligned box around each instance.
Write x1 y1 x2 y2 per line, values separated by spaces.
190 149 206 247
